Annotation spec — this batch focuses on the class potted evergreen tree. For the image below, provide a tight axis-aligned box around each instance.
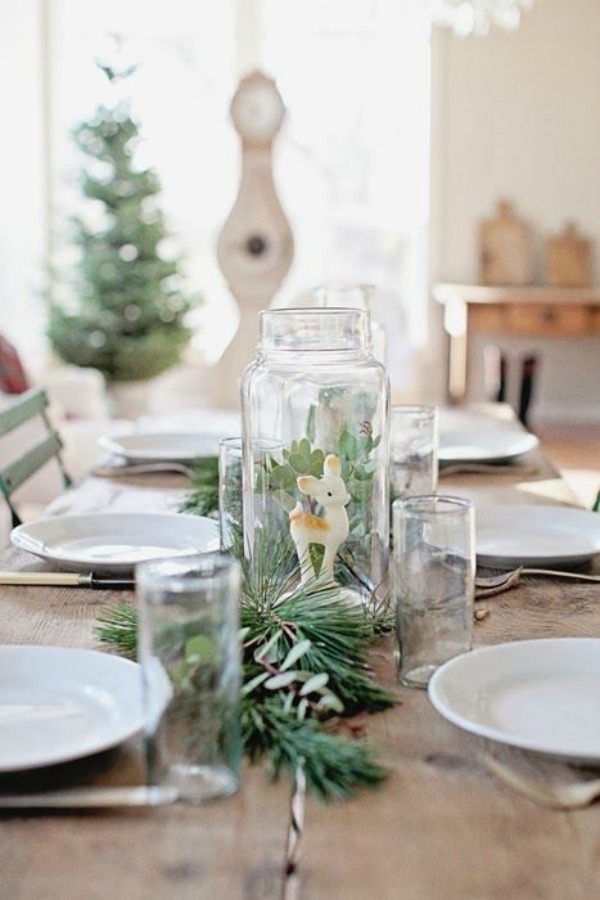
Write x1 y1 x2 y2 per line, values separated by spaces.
48 64 199 415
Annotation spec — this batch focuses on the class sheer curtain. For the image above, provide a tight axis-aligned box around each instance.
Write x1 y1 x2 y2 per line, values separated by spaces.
0 2 47 365
1 0 431 393
260 0 431 358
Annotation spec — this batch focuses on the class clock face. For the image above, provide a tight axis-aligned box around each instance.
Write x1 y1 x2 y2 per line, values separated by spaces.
231 76 285 141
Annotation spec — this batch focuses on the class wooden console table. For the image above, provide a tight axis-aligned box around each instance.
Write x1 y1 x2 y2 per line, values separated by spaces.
433 283 600 404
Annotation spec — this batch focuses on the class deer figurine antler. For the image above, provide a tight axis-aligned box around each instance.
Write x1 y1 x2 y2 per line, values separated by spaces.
289 454 351 585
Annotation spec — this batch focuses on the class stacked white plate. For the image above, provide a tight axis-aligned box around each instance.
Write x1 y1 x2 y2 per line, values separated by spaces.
429 638 600 764
0 646 145 771
99 432 221 464
475 504 600 568
11 513 219 574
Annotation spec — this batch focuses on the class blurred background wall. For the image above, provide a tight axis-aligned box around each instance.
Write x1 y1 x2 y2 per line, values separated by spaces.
0 0 598 421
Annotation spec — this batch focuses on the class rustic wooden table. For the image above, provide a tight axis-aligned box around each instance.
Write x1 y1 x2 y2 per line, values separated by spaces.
1 435 600 900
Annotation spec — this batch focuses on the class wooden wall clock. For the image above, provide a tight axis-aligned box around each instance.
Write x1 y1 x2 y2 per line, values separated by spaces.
215 70 294 408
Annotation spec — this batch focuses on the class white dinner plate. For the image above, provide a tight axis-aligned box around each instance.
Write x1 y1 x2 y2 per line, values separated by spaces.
439 430 538 464
476 504 600 568
438 409 523 436
0 645 144 771
99 432 221 464
11 513 219 574
429 639 600 763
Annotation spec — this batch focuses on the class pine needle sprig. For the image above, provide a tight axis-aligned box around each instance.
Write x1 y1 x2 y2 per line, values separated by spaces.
240 527 298 611
178 456 219 517
241 698 387 801
95 565 396 799
336 551 395 634
95 602 137 658
95 595 394 800
96 492 397 799
241 584 396 716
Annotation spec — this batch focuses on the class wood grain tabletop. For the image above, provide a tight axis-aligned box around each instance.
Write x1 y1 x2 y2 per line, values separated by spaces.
1 431 599 900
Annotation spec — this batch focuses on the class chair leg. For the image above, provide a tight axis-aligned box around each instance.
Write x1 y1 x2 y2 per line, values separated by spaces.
59 460 73 489
41 409 73 487
0 485 22 529
518 355 538 427
9 504 22 529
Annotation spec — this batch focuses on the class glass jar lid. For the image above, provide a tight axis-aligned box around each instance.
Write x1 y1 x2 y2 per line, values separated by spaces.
312 283 375 311
258 308 371 353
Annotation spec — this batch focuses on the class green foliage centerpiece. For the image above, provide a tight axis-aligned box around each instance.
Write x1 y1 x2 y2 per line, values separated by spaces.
48 61 199 382
97 427 396 801
97 302 393 799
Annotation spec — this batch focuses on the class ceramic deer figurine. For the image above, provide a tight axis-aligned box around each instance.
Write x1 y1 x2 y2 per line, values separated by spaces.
289 454 351 585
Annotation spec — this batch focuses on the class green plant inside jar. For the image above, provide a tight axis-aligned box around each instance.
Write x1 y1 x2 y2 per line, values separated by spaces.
260 423 381 590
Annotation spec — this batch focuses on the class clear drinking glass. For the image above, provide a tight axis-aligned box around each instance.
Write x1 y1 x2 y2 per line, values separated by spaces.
219 438 244 550
393 495 475 689
138 552 241 803
390 404 439 502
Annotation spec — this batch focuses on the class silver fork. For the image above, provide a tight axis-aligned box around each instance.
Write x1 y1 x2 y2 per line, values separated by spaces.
482 752 600 810
440 463 539 478
92 462 196 478
475 567 600 598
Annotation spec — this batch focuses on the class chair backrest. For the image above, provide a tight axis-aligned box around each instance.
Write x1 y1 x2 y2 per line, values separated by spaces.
0 388 72 528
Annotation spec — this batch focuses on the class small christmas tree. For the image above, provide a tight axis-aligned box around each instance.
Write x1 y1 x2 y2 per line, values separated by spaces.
48 64 199 382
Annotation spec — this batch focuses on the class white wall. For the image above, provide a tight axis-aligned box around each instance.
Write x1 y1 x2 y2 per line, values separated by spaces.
0 1 431 406
431 0 600 423
0 1 48 361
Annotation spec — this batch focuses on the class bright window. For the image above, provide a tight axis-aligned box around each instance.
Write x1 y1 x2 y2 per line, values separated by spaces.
0 0 431 390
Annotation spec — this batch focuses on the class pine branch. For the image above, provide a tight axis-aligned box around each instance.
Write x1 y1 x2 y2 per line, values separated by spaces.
240 527 299 611
241 582 396 716
242 698 387 801
95 602 137 659
95 435 396 801
178 456 219 517
95 574 396 800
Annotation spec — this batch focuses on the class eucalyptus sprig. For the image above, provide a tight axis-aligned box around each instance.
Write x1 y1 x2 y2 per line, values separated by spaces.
263 426 381 519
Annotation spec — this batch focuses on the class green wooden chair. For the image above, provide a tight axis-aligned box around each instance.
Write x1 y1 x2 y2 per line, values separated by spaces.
0 388 72 528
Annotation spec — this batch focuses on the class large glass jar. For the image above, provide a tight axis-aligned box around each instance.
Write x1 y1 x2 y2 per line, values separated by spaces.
241 308 389 604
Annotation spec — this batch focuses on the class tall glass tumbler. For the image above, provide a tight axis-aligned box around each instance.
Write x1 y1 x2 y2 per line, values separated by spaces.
390 404 438 502
393 495 474 689
219 438 244 550
138 552 241 803
219 437 285 551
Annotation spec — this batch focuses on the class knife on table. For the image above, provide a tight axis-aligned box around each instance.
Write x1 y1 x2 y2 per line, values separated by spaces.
0 785 178 809
0 572 135 590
